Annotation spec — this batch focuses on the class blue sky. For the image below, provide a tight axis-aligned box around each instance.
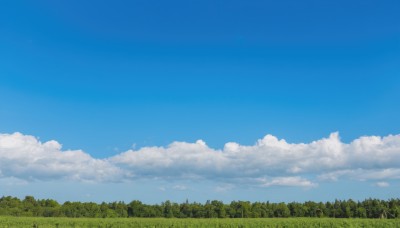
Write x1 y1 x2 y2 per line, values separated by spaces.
0 0 400 203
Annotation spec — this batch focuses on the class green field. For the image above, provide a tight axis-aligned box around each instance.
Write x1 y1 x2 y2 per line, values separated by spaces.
0 217 399 228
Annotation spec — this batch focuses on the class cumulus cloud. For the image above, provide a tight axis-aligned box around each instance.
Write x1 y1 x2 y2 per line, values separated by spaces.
111 132 400 184
0 132 123 182
1 132 400 187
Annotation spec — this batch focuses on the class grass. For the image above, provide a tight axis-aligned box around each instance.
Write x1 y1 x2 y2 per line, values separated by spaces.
0 217 399 228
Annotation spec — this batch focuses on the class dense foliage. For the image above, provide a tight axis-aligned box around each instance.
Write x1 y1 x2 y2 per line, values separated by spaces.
0 196 399 219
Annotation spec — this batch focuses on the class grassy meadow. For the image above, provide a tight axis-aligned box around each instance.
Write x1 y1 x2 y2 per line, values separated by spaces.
0 217 399 228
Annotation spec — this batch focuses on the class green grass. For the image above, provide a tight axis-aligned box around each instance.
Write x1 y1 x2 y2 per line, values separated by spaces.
0 217 399 228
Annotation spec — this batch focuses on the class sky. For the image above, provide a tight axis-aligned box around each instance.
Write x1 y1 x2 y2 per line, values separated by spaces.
0 0 400 204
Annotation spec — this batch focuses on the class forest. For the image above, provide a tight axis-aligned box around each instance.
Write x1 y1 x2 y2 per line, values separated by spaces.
0 196 399 219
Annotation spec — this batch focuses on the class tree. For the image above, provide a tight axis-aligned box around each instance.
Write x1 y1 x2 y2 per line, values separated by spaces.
128 200 143 217
274 203 290 218
162 201 174 218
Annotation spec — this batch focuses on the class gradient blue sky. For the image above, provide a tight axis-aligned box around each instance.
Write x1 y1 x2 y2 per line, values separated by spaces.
0 0 400 203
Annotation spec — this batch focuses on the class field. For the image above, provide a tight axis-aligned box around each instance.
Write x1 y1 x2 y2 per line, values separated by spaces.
0 217 399 228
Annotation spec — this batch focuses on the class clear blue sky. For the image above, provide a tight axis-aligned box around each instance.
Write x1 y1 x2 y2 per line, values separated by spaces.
0 0 400 203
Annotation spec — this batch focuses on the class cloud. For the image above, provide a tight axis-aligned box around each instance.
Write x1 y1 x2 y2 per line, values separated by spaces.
172 185 188 191
0 132 123 182
375 182 390 188
257 176 317 188
215 184 234 193
1 132 400 187
318 168 400 181
0 177 29 186
111 132 400 185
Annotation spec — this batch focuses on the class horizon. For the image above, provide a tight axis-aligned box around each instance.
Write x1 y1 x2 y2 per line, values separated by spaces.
1 193 399 205
1 0 400 204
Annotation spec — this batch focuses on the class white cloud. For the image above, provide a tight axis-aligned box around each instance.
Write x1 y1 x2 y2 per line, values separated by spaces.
1 132 400 187
318 168 400 181
215 184 234 193
0 132 123 182
0 177 29 186
172 185 188 191
111 132 400 184
258 176 317 188
375 182 390 187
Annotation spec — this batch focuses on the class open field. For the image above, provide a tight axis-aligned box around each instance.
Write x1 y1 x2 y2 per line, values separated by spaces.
0 217 399 228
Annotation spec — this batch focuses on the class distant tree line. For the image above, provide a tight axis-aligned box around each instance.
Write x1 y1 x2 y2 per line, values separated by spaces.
0 196 399 219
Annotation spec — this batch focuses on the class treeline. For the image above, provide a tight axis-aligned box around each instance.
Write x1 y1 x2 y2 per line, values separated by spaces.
0 196 400 219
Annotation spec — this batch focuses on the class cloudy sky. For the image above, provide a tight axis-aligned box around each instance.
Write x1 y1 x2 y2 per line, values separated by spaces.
0 0 399 203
